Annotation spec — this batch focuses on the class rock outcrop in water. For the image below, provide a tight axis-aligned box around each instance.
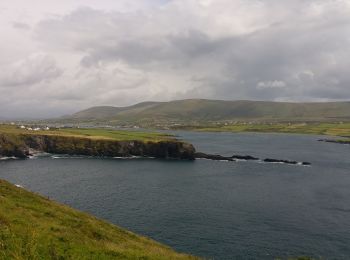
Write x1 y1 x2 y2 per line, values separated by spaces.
0 133 196 160
195 152 311 166
263 158 311 166
195 152 259 161
318 139 350 145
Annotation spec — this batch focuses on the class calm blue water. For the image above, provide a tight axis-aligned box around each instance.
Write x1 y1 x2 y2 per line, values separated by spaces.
0 132 350 259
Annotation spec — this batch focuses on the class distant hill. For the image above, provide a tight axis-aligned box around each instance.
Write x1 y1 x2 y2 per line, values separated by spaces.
59 99 350 126
66 102 158 120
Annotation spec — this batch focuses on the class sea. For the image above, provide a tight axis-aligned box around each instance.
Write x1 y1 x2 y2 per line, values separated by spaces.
1 131 349 259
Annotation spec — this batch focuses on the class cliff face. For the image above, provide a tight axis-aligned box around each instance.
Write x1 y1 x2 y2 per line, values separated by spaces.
0 133 196 160
0 134 30 158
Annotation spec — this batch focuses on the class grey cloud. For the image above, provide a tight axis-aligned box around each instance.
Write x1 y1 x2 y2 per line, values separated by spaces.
80 30 224 68
34 2 350 101
2 0 350 118
12 22 31 30
0 53 62 88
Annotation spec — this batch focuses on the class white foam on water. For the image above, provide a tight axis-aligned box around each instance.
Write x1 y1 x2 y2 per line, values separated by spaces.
0 156 18 160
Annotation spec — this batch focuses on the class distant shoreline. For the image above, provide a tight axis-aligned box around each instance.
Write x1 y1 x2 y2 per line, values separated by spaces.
171 122 350 141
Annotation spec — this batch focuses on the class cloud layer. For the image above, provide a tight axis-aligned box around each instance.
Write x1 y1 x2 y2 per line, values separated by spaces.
1 0 350 118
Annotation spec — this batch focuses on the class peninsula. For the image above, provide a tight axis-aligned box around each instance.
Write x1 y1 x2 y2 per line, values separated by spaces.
0 124 312 165
0 125 196 160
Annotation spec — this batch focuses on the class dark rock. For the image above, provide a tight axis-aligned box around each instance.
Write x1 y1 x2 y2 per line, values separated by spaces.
318 139 350 145
195 152 310 166
263 158 298 164
231 155 259 160
302 162 311 166
194 152 235 161
195 152 259 161
263 158 311 165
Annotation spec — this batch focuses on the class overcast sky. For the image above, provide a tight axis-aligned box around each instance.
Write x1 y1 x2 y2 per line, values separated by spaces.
1 0 350 118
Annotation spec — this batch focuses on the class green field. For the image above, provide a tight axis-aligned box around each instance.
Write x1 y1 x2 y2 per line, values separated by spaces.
194 122 350 139
0 179 198 260
0 125 172 142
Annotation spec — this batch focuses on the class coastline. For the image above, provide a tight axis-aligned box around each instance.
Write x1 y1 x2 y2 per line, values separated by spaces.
171 122 350 135
0 126 196 160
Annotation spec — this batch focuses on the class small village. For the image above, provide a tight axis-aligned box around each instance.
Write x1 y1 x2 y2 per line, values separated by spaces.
18 125 51 131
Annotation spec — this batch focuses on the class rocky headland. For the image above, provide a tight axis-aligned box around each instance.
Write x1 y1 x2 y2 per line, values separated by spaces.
0 133 196 160
0 129 310 165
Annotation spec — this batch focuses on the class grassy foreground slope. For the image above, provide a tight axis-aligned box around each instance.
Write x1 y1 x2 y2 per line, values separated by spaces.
0 179 198 260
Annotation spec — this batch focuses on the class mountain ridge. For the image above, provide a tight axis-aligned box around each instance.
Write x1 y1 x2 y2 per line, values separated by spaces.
61 99 350 125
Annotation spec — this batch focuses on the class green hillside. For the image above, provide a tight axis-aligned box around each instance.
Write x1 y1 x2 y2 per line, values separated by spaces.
60 99 350 126
0 179 198 259
66 102 158 120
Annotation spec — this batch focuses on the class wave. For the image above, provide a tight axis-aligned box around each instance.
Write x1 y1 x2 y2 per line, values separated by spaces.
113 156 153 160
0 156 19 160
51 155 89 159
51 155 150 160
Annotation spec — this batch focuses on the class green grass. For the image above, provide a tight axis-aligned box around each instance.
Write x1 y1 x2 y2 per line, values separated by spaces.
0 179 199 260
59 128 172 142
195 122 350 138
0 125 173 142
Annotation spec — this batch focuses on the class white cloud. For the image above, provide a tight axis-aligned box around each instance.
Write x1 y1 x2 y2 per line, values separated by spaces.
257 81 287 90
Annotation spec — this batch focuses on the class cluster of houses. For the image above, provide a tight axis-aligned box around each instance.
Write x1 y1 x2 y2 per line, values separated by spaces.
19 125 50 131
